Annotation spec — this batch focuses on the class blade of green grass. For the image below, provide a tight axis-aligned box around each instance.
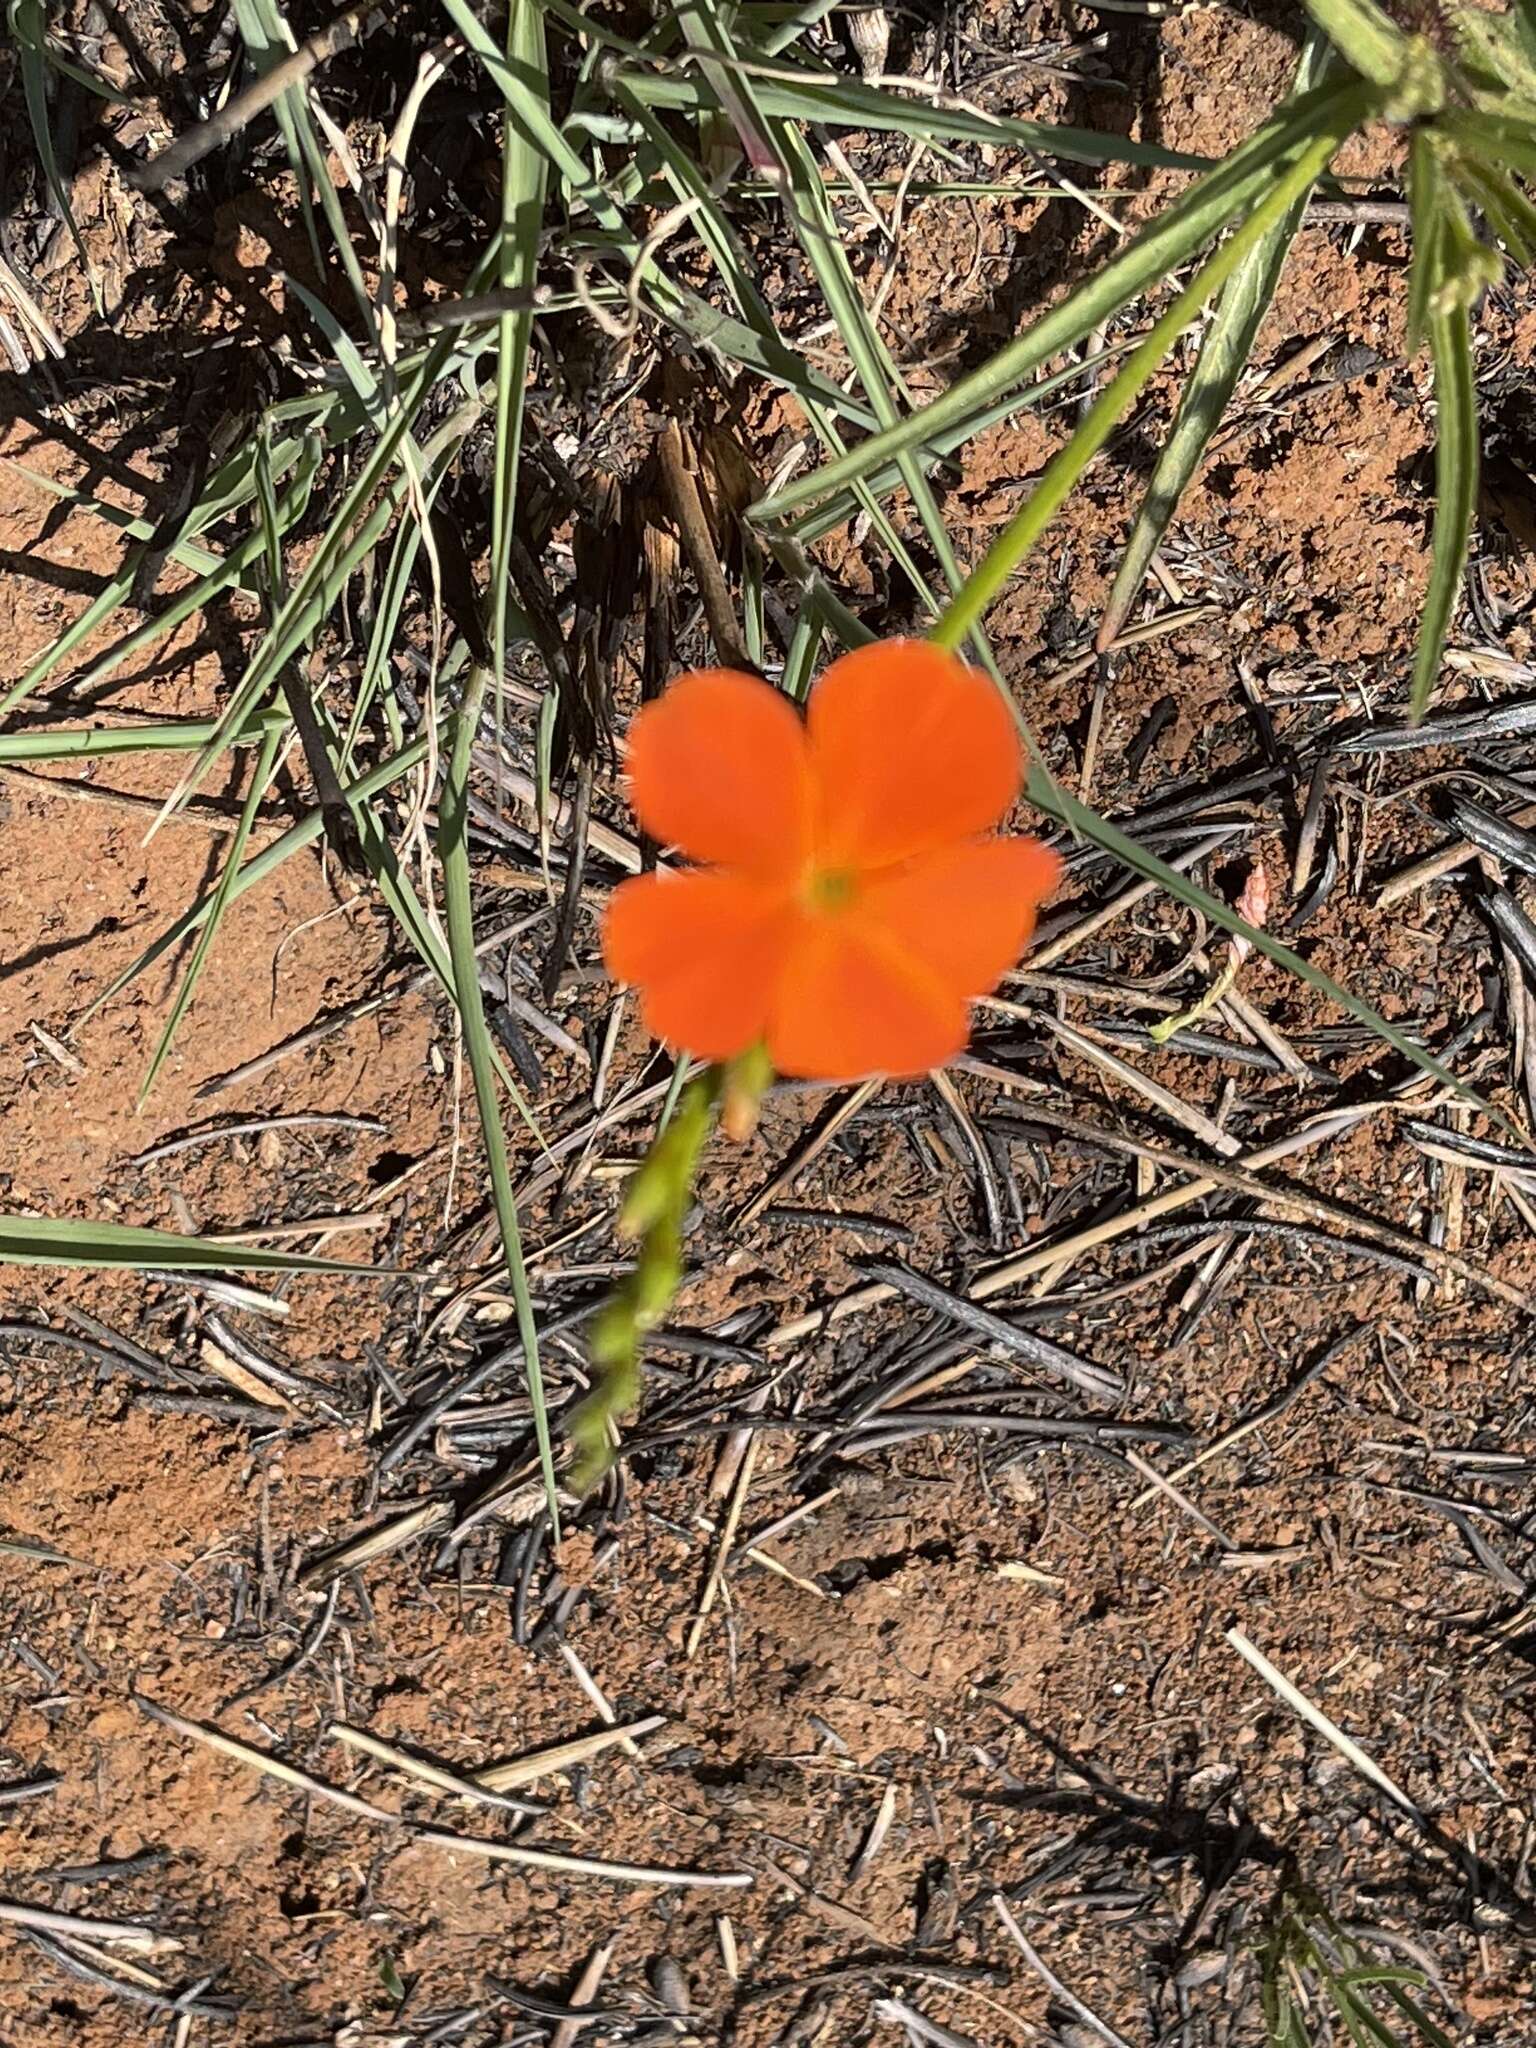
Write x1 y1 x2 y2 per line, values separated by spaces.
1405 131 1443 352
753 76 1366 526
439 0 559 1524
490 0 549 731
616 61 1212 173
0 1215 379 1271
1411 297 1477 719
1300 0 1410 90
442 669 561 1526
930 98 1368 653
1033 762 1509 1127
1098 36 1328 651
784 341 1140 542
1457 157 1536 267
8 0 99 307
0 718 266 763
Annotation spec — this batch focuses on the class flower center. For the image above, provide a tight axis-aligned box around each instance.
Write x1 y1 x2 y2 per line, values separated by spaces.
805 866 857 912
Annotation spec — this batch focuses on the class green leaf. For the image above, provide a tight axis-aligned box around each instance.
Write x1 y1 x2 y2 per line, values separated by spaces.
615 62 1212 173
1100 35 1329 651
0 1215 376 1273
0 718 264 764
1035 760 1501 1120
1406 131 1444 353
931 96 1367 654
441 667 561 1529
1300 0 1409 89
439 0 560 1533
1411 298 1478 720
753 77 1368 524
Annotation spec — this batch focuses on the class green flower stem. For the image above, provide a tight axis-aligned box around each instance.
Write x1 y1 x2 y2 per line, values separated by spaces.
928 86 1375 655
569 1066 725 1488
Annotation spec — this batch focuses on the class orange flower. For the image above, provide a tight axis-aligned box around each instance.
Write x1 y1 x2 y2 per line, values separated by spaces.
603 641 1062 1081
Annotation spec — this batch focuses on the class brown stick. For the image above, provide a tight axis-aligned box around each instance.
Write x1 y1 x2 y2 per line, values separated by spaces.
133 2 379 190
655 422 753 672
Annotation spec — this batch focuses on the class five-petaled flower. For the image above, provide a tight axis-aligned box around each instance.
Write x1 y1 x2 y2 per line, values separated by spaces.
602 641 1062 1081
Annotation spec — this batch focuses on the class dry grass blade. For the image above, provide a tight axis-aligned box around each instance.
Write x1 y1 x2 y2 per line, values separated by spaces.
992 1896 1132 2048
138 1699 740 1886
411 1825 752 1889
329 1725 542 1814
132 1696 399 1823
299 1501 453 1585
474 1716 667 1792
0 1902 179 1954
1224 1627 1424 1823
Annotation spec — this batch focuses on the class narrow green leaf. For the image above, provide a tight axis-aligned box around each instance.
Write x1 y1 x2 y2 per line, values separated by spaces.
158 392 478 824
1406 131 1443 354
1300 0 1409 89
0 718 262 764
616 63 1212 173
1100 36 1328 651
932 100 1366 654
490 0 549 705
441 664 561 1531
1411 298 1478 720
0 1215 376 1273
465 0 560 1530
1035 762 1508 1122
753 78 1367 523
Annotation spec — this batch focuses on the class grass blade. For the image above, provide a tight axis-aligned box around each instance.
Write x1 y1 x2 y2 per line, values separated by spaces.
617 62 1211 173
1035 763 1507 1123
490 0 549 711
751 77 1365 523
440 0 560 1527
931 97 1367 653
0 1216 376 1272
1098 36 1328 650
1411 298 1477 719
441 666 561 1529
0 719 265 764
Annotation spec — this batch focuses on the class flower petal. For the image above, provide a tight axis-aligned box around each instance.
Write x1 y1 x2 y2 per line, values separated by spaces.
603 870 794 1062
856 836 1063 997
806 639 1023 869
767 917 967 1081
624 669 811 876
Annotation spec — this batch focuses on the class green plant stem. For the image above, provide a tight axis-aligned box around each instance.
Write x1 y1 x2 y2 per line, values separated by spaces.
930 89 1373 653
568 1068 724 1487
440 663 560 1530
